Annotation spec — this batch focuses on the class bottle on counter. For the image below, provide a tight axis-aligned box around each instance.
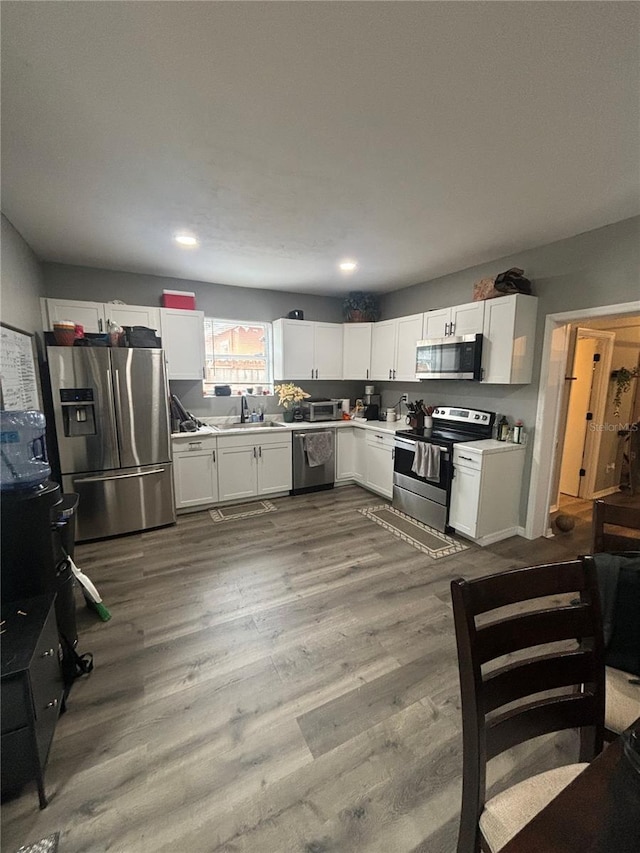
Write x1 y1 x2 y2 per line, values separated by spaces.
512 419 523 444
497 415 510 442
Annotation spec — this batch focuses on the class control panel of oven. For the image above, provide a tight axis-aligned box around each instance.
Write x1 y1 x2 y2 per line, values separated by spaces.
432 406 493 425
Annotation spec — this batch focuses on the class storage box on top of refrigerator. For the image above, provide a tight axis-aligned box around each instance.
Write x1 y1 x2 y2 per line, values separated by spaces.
46 346 175 540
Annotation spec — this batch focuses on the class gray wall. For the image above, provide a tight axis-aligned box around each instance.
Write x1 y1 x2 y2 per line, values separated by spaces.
1 214 45 336
42 262 344 323
378 216 640 524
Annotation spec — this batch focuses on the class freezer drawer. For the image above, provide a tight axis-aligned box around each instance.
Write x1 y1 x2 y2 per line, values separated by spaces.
63 464 175 541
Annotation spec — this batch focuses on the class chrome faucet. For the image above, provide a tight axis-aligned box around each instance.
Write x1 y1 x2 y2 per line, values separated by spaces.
240 395 250 423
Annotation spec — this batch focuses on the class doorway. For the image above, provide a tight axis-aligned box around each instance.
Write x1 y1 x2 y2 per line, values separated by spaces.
556 328 614 502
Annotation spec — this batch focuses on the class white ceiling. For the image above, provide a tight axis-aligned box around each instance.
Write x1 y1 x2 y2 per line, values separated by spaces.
2 2 639 295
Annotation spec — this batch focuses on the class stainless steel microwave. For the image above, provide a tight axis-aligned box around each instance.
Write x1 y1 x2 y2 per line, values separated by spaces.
415 334 483 381
301 399 342 421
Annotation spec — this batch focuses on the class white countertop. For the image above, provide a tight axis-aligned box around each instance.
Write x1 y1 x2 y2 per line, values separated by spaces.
171 418 405 440
454 438 526 454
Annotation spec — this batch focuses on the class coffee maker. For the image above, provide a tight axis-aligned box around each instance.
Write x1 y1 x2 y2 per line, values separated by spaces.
363 388 381 420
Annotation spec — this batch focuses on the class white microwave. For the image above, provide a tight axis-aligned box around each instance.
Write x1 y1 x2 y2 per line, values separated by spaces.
415 334 483 381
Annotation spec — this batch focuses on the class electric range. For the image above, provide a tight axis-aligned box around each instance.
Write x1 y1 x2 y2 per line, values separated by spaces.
392 406 495 531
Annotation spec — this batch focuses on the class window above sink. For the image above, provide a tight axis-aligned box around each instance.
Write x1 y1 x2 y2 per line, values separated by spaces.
203 318 273 398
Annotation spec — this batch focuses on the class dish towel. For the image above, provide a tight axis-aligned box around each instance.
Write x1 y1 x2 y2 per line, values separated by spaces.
411 442 441 480
304 432 333 467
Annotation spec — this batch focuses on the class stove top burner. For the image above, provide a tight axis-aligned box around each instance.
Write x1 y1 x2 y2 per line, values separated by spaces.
396 427 482 446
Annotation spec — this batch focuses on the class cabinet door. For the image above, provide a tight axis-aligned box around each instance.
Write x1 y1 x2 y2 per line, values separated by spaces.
394 314 424 382
343 323 373 381
423 308 450 340
217 444 257 502
449 465 481 537
257 443 292 495
353 428 366 483
160 309 205 380
451 301 485 336
173 449 218 508
370 320 397 381
44 298 106 333
313 323 343 380
274 320 315 380
365 440 394 498
336 428 355 481
481 297 517 384
106 304 161 333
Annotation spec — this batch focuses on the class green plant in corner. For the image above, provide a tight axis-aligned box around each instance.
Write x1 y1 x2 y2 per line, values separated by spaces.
342 291 380 322
612 366 640 416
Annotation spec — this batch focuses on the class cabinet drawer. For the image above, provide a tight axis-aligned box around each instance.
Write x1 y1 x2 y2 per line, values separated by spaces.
217 431 291 450
31 606 63 724
366 431 395 450
172 436 217 453
1 676 29 733
453 448 482 471
1 727 37 793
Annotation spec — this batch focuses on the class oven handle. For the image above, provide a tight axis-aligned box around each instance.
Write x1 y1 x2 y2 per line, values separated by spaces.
394 437 450 458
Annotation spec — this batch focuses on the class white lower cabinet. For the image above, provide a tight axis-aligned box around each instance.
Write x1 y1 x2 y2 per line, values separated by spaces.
336 428 356 482
217 433 292 502
172 435 218 510
364 431 394 498
449 441 526 545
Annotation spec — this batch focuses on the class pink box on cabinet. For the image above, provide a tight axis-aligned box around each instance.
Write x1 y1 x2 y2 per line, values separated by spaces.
162 290 196 310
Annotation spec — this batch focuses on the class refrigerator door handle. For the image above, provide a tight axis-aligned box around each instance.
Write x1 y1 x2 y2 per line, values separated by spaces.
74 468 166 484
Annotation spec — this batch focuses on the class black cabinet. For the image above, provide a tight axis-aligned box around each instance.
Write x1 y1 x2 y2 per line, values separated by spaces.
1 595 63 808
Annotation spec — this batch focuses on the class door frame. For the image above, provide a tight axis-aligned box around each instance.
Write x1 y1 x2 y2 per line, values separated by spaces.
524 300 640 539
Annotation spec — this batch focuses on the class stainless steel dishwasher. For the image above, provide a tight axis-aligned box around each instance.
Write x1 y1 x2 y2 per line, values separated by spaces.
291 429 335 495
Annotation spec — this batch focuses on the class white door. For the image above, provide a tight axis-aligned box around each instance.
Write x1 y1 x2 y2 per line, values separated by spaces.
173 449 218 508
280 320 315 380
336 428 355 481
106 304 161 333
353 428 366 482
257 443 293 494
365 441 394 498
394 314 424 381
44 298 106 333
423 308 450 340
343 323 373 380
161 309 205 380
217 445 257 501
370 320 397 381
314 323 343 380
449 465 481 537
481 296 517 383
451 301 485 336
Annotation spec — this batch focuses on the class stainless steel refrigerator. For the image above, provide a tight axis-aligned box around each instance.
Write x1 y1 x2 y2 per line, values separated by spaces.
47 346 175 540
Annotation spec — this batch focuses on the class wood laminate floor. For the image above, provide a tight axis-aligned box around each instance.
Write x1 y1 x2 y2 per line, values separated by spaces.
1 486 603 852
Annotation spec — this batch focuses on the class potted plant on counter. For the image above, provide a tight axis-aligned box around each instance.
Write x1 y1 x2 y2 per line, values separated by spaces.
342 291 380 322
274 384 310 422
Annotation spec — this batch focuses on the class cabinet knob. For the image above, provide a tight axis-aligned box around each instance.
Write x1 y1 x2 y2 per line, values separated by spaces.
41 648 55 658
45 699 59 710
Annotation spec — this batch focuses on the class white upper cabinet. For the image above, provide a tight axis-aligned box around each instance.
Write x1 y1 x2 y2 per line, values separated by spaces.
394 314 424 381
343 323 373 380
370 314 423 382
422 301 484 339
481 294 538 384
160 308 205 380
273 319 343 380
42 298 106 333
105 304 161 333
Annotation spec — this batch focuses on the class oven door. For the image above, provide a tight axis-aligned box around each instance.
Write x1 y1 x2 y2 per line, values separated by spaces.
415 334 482 380
393 436 450 501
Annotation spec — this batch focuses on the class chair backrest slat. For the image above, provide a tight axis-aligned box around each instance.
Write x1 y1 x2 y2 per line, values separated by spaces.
476 604 592 665
486 693 597 760
592 500 640 553
483 649 597 714
465 561 587 615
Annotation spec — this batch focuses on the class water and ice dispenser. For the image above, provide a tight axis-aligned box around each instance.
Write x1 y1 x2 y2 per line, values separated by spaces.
59 388 97 437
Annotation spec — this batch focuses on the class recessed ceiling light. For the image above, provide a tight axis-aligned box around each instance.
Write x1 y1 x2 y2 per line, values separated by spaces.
174 233 198 247
339 260 358 272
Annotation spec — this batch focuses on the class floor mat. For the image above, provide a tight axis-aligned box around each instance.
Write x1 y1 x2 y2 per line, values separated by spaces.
359 505 470 558
209 499 277 522
16 834 60 853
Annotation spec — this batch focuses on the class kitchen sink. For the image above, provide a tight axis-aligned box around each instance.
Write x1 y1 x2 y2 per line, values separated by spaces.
213 421 289 431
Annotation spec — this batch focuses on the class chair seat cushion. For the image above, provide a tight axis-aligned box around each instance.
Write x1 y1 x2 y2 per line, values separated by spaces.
606 666 640 734
479 763 588 852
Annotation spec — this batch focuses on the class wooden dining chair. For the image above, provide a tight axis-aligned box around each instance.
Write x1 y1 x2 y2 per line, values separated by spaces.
591 499 640 738
451 559 605 853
